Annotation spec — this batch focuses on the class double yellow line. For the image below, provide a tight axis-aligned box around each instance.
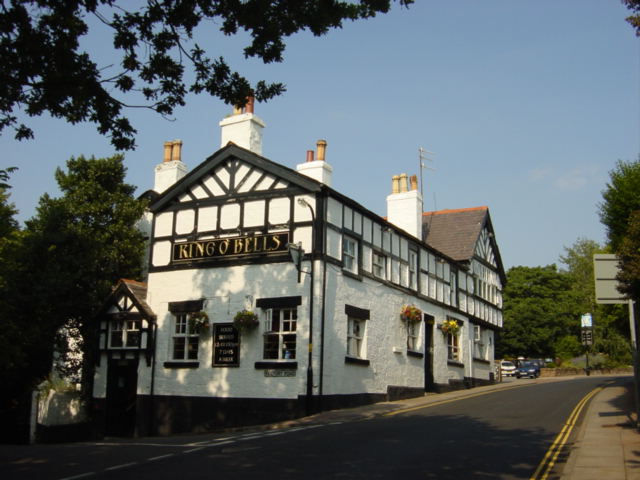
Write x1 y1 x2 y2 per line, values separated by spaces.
530 385 604 480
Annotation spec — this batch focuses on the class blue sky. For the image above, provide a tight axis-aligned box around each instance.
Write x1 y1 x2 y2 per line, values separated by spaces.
2 0 638 270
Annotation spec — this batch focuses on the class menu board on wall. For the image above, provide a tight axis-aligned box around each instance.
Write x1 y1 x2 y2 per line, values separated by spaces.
212 323 240 367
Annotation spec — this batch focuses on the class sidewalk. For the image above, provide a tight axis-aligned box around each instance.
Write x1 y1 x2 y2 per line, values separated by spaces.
559 378 640 480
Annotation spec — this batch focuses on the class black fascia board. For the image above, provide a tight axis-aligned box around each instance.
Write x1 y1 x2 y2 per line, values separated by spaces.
149 143 323 213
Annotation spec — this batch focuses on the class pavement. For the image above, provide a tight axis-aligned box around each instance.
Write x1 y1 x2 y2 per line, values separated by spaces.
558 376 640 480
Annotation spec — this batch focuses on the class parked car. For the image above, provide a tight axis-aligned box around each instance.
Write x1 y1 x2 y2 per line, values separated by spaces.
500 360 517 377
516 361 541 379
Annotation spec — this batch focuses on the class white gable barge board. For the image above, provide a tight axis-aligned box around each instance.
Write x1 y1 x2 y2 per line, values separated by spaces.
149 144 323 213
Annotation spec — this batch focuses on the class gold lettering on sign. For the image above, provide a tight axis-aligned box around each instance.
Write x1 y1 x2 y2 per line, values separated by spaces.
219 239 230 255
271 235 282 251
233 238 244 254
172 232 289 263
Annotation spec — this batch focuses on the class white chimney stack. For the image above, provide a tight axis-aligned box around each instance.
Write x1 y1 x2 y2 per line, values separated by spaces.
154 140 188 193
296 139 332 186
386 173 422 239
219 97 266 155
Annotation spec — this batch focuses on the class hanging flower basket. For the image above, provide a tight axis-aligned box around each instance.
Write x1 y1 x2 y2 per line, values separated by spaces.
440 319 460 336
233 309 259 331
189 311 210 334
400 304 422 323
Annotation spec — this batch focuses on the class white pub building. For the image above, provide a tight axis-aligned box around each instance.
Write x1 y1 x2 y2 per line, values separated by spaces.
93 102 506 437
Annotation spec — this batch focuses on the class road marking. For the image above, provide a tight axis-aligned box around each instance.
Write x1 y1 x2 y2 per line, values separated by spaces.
59 473 95 480
147 454 175 462
104 462 138 471
183 447 205 453
530 385 604 480
382 384 528 417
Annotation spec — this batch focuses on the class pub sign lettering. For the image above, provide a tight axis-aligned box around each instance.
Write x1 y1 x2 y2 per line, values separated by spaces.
173 232 289 263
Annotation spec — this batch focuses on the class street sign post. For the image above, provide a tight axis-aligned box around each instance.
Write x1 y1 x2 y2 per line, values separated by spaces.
594 253 638 426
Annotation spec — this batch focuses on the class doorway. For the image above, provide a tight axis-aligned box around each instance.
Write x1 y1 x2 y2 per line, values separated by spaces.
424 314 435 391
105 359 139 436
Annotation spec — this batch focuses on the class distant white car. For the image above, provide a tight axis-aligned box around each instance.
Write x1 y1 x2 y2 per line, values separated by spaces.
500 360 516 377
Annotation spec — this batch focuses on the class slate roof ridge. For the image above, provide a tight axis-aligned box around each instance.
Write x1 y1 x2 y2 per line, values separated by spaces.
423 206 488 216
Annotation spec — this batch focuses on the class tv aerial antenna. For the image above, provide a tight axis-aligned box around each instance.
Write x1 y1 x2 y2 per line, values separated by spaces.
418 146 435 212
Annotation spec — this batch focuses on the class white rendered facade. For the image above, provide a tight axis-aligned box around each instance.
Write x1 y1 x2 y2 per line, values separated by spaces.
92 110 505 437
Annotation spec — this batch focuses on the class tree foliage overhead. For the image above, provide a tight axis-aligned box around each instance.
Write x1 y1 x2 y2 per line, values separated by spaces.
623 0 640 36
0 0 412 150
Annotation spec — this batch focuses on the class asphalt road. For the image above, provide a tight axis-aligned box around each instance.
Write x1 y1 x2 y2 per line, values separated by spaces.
0 375 617 480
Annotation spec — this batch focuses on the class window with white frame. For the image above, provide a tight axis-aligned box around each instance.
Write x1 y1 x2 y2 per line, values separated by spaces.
345 305 369 362
407 319 420 351
372 251 387 280
474 325 486 359
109 319 141 348
347 316 365 358
399 261 409 287
447 332 460 361
409 250 418 290
172 313 199 361
263 307 297 360
342 236 358 274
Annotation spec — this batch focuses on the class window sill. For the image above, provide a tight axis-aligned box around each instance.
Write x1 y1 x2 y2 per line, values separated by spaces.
473 358 491 365
447 360 465 368
342 269 362 282
345 356 370 366
163 361 199 369
254 361 298 370
407 350 424 359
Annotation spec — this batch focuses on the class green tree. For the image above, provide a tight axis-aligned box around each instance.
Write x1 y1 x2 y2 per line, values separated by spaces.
1 0 412 150
559 237 603 314
599 158 640 252
559 237 631 365
599 158 640 338
617 211 640 302
497 265 578 359
3 155 147 401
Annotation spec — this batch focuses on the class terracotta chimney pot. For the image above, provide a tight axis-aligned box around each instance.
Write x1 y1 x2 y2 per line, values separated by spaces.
316 140 327 162
399 173 408 193
245 96 255 114
163 141 172 163
171 140 182 162
410 174 418 191
392 175 400 194
306 150 314 163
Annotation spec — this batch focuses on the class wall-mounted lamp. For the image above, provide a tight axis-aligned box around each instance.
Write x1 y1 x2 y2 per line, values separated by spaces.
287 241 304 283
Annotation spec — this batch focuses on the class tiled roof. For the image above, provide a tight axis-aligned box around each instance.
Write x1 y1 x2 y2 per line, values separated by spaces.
114 279 156 320
422 206 488 262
